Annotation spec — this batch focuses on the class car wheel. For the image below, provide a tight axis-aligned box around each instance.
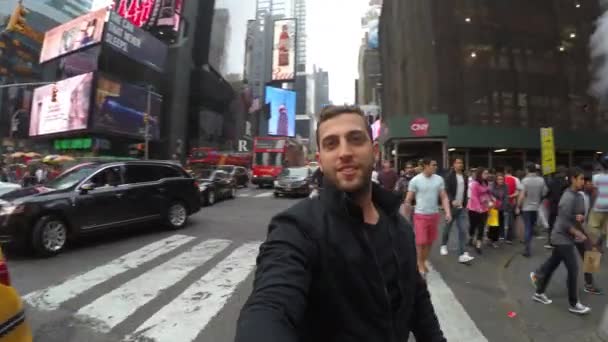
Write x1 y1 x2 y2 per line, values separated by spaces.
274 192 279 198
166 202 188 229
208 190 216 205
229 187 237 199
31 215 68 257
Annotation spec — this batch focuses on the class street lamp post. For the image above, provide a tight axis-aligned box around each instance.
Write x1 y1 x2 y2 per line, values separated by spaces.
144 86 151 160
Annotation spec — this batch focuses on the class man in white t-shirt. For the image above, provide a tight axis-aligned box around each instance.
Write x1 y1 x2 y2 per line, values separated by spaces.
404 159 451 277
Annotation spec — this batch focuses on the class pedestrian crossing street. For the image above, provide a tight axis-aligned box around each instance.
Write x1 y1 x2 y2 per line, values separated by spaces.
23 233 488 342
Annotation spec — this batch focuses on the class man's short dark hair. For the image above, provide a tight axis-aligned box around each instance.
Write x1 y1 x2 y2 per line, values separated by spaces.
421 158 434 166
316 105 373 147
451 155 464 165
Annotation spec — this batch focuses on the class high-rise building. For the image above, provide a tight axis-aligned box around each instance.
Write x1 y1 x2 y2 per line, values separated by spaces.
45 0 94 18
209 8 231 75
250 0 308 136
379 0 606 170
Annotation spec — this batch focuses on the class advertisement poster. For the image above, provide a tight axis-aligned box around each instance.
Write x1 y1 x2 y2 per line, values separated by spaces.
29 73 94 137
40 8 107 64
272 19 296 81
540 127 556 175
93 75 161 140
104 11 168 72
112 0 182 31
265 86 296 137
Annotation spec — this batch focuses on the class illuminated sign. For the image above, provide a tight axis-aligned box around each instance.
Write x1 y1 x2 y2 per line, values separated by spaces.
54 137 93 150
112 0 181 31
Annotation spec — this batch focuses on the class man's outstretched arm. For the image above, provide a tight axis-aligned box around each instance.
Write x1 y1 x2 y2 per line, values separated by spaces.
234 214 315 342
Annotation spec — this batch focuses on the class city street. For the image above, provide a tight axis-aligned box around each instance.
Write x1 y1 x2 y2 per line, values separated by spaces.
3 187 606 342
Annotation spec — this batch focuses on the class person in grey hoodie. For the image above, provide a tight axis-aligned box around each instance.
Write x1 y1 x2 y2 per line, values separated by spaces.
530 167 591 315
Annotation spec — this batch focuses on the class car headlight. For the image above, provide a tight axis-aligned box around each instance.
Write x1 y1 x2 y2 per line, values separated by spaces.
199 185 207 192
274 181 279 187
0 204 24 216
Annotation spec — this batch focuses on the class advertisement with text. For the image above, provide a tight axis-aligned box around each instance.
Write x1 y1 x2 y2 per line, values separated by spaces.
266 86 296 137
40 8 107 64
104 11 168 72
93 75 161 140
29 73 94 137
272 18 296 81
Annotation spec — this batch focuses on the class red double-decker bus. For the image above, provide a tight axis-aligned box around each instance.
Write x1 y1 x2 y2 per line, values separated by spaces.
251 136 306 187
187 147 251 168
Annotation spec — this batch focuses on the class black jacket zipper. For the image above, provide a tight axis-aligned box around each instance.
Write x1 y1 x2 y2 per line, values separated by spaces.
362 228 396 342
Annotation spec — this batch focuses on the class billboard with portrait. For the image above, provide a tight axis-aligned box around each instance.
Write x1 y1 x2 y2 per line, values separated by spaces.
93 75 161 140
265 86 296 137
29 73 94 137
272 19 296 81
40 8 107 64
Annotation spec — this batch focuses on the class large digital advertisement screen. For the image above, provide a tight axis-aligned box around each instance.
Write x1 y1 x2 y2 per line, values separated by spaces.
272 19 296 81
113 0 183 32
40 8 107 64
29 73 94 137
104 11 168 71
265 86 296 137
93 75 161 140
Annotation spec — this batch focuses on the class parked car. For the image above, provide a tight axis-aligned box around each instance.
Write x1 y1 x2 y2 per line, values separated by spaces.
217 165 250 187
274 166 313 197
0 182 20 197
0 245 33 341
198 170 237 206
0 161 201 257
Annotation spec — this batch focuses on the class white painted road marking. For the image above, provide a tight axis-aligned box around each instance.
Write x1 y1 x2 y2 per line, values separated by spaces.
24 235 195 311
125 242 261 342
76 239 232 332
426 263 488 341
237 193 251 197
254 192 274 198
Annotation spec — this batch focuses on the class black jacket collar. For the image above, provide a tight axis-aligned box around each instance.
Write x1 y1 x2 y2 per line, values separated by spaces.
320 180 402 222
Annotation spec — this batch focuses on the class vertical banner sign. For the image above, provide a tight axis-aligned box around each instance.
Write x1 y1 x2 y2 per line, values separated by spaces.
272 19 296 81
540 127 556 175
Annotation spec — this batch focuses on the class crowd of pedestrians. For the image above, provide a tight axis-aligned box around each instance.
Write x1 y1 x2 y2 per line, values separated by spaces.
374 154 608 315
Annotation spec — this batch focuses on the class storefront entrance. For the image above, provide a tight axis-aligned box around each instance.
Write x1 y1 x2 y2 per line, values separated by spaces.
391 139 447 172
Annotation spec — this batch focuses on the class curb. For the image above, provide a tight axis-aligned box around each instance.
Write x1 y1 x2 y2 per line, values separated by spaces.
599 309 608 342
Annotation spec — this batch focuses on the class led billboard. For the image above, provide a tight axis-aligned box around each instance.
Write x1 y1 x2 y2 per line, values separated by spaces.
104 11 168 71
93 75 161 140
40 8 107 64
265 86 296 137
272 19 296 81
29 73 94 137
113 0 183 31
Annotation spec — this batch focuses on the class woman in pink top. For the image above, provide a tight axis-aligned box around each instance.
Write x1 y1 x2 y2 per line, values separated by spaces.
467 168 495 254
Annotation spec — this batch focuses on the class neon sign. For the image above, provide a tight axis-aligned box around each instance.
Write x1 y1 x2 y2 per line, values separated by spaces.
114 0 159 29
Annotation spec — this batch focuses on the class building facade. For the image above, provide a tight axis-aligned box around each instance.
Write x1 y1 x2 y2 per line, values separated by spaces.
379 0 607 170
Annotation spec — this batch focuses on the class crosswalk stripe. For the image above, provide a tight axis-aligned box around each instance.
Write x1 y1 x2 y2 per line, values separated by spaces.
24 234 195 311
254 192 273 198
427 263 488 341
125 241 261 342
76 239 232 333
237 193 251 197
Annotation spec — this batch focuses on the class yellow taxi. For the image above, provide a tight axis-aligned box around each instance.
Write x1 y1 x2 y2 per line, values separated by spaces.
0 246 32 342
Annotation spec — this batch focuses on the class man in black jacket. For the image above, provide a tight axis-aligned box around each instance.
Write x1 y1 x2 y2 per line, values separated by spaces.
441 156 474 264
235 105 445 342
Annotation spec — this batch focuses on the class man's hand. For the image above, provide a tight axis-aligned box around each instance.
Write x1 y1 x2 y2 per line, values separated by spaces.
445 213 452 224
451 200 462 208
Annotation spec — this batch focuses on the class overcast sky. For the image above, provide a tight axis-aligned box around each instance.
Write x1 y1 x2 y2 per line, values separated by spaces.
215 0 369 105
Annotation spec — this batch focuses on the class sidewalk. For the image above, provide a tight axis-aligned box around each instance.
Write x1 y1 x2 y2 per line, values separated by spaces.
430 214 608 342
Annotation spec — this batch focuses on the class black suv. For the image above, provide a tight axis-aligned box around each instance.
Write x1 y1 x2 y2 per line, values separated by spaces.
0 160 201 256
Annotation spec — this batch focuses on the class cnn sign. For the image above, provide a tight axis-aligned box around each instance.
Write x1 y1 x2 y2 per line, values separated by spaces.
410 118 429 137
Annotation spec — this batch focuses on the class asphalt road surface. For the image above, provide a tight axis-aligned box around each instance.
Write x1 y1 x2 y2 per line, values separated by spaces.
5 186 607 342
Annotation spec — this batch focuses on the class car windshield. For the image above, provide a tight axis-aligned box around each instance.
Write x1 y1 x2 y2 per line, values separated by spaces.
218 166 234 173
280 167 308 178
198 169 214 180
45 163 100 190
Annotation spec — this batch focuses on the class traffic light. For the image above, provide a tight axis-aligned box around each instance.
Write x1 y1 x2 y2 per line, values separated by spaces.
143 113 149 124
5 2 28 33
51 86 58 102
